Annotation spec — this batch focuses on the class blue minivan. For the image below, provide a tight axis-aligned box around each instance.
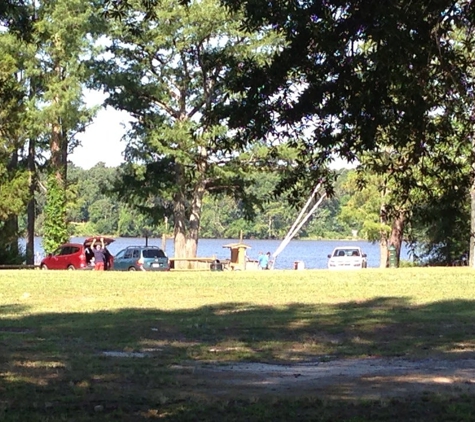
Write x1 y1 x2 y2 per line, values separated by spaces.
113 246 170 271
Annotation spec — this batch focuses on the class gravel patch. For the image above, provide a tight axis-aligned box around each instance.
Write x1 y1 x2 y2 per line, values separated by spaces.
182 357 475 400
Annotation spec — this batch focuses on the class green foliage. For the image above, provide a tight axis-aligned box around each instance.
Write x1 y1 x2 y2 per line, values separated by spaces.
0 31 31 264
2 0 474 267
69 221 96 237
0 0 104 261
42 174 68 254
88 198 117 234
0 0 32 37
409 191 471 266
0 34 29 222
338 171 389 242
0 244 25 265
33 0 99 139
0 216 25 264
0 165 29 222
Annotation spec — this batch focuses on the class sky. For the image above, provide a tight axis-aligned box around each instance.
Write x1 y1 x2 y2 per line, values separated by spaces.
72 107 129 169
70 91 129 170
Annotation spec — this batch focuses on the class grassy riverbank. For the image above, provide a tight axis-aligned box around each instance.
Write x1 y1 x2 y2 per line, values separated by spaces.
1 267 474 421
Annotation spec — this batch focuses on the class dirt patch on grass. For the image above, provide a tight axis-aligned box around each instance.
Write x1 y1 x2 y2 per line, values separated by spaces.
173 357 475 401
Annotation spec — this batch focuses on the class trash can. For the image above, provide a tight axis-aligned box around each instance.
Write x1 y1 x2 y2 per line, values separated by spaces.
293 260 305 270
210 260 223 271
388 244 397 268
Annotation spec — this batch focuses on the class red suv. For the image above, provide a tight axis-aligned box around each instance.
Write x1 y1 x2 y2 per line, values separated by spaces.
40 237 114 270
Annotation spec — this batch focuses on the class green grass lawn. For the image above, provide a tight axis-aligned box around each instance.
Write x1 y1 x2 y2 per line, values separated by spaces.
1 267 475 421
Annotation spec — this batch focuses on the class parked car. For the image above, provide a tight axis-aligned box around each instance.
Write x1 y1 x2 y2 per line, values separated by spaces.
113 246 170 271
327 246 367 270
40 237 114 270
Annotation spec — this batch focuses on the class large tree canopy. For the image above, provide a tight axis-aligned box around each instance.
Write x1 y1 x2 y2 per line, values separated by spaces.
217 0 474 191
210 0 475 264
94 0 283 260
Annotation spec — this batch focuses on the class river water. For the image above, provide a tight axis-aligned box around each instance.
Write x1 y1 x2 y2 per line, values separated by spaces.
25 237 412 270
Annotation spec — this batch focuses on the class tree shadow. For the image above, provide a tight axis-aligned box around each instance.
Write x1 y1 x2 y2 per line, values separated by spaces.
1 297 475 420
0 304 28 315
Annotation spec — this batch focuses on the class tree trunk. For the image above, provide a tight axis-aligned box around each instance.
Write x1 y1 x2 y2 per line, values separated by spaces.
26 136 36 265
6 152 19 262
186 147 207 258
173 194 187 258
469 78 475 267
51 59 66 184
379 202 388 268
471 180 475 267
43 108 69 253
380 238 388 268
51 118 64 183
388 212 405 267
173 163 188 269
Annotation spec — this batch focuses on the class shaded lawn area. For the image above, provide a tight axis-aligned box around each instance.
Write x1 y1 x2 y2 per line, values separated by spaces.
0 268 475 420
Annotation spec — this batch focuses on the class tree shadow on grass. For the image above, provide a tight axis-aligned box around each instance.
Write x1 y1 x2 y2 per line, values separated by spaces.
1 297 475 420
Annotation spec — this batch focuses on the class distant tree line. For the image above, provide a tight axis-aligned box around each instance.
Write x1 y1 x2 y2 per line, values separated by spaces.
24 162 354 241
16 162 470 267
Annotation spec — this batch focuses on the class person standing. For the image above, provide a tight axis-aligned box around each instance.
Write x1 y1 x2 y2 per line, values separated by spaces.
265 252 272 270
91 237 106 271
258 251 269 270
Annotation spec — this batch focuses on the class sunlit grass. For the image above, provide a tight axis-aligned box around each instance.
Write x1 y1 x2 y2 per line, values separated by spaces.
2 267 475 315
2 266 475 363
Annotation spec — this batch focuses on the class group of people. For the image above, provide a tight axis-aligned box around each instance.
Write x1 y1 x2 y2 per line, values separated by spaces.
257 251 272 270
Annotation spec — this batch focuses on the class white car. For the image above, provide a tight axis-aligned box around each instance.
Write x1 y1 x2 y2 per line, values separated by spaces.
327 246 368 269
